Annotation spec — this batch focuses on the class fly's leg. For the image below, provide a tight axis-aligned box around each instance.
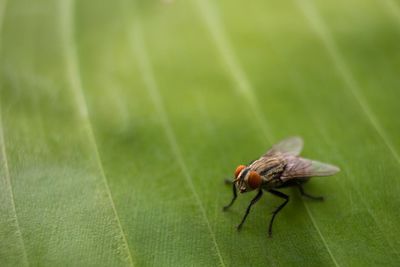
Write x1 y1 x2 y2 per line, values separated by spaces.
268 190 289 237
237 190 263 230
224 179 233 185
298 184 324 201
223 182 237 211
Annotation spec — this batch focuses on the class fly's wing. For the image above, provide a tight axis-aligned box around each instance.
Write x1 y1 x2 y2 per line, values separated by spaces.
263 136 303 157
281 156 340 181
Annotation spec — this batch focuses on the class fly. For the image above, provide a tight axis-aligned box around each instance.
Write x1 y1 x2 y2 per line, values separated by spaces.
223 136 340 237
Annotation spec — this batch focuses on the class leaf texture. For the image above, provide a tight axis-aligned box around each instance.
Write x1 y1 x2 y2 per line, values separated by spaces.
1 0 399 266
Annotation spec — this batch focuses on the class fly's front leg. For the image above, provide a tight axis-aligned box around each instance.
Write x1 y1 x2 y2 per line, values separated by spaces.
298 184 324 201
268 190 289 237
237 189 263 230
224 179 233 185
223 182 237 211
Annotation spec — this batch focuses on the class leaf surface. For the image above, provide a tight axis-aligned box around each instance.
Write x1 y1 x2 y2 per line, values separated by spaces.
1 0 399 266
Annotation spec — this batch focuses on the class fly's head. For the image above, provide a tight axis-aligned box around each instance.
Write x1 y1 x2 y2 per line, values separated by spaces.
234 165 262 193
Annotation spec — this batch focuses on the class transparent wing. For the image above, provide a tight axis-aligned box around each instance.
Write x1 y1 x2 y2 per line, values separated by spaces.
281 156 340 180
264 136 303 157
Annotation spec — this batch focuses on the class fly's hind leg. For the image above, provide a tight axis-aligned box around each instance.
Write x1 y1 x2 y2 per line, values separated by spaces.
268 190 289 237
298 184 324 201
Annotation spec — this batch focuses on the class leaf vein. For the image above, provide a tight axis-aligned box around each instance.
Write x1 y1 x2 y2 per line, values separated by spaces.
58 1 135 265
193 0 273 145
0 106 30 267
295 0 400 167
130 18 226 267
290 73 400 258
302 203 340 267
194 0 340 266
320 128 400 257
0 0 29 265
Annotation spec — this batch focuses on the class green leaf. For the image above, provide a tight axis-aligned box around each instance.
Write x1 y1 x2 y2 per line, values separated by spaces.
1 0 400 266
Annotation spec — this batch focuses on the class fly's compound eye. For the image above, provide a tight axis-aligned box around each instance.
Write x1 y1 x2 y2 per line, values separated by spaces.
234 165 246 178
248 171 262 189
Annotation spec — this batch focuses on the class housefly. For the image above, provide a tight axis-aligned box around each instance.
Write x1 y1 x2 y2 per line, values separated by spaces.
223 136 340 237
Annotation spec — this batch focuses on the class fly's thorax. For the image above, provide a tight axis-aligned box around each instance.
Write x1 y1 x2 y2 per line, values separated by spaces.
250 156 287 190
249 155 286 174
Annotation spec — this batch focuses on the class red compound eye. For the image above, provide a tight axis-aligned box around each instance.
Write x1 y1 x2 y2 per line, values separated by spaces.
234 165 246 178
248 171 262 189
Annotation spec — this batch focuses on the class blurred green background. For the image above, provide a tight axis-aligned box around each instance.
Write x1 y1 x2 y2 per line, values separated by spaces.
1 0 400 266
